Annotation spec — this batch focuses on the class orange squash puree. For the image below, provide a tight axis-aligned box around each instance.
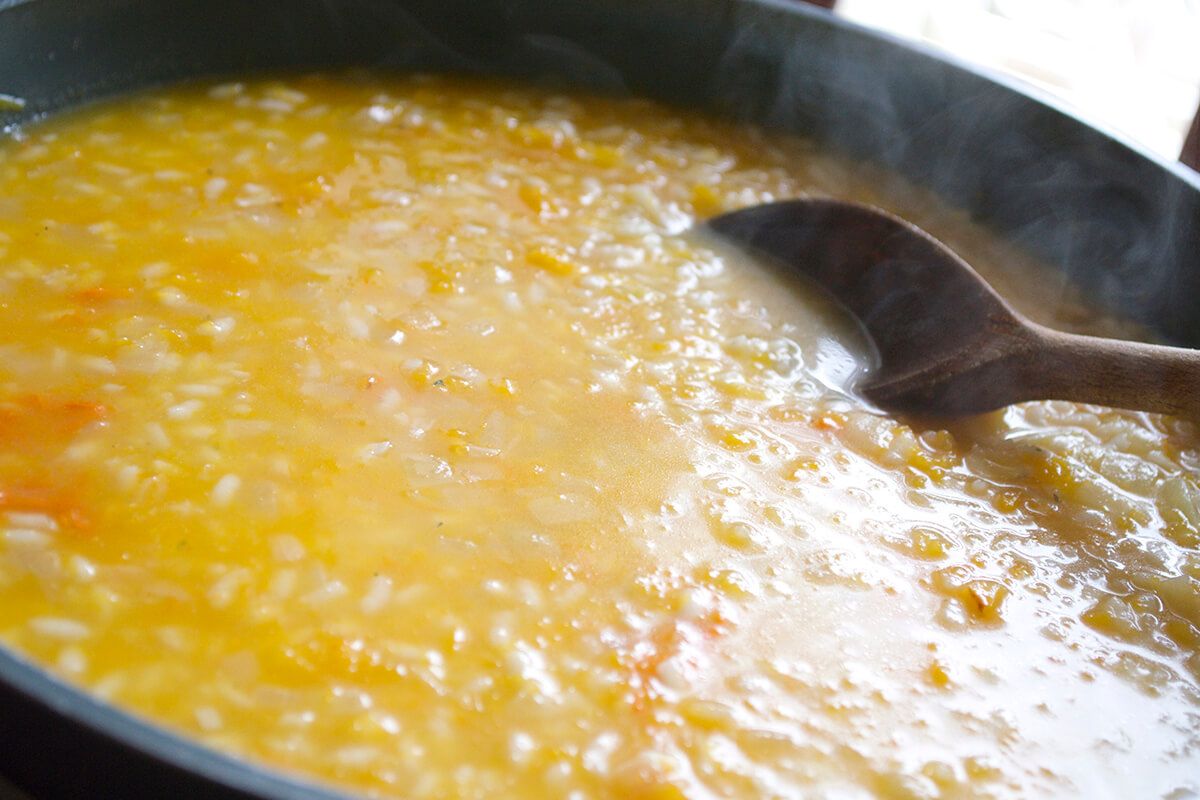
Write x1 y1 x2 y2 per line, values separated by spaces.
0 74 1197 799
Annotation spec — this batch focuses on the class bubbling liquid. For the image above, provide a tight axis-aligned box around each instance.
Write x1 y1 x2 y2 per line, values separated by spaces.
0 74 1197 799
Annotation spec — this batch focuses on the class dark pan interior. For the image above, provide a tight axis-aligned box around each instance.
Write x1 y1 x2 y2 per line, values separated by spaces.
1 0 1199 797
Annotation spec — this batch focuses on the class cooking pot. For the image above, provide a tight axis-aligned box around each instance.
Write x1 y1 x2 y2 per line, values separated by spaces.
1 1 1199 797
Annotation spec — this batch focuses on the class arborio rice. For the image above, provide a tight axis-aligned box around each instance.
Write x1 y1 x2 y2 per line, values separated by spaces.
0 74 1197 799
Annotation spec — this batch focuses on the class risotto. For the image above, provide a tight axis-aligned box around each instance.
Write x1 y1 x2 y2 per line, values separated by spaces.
0 74 1197 799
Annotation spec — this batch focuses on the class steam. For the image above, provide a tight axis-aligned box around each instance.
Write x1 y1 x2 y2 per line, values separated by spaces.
709 5 1200 346
2 0 1196 346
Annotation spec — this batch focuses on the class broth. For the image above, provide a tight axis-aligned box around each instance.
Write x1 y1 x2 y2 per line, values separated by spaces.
0 74 1197 799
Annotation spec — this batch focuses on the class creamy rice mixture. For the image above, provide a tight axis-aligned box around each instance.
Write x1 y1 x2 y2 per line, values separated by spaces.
0 75 1197 799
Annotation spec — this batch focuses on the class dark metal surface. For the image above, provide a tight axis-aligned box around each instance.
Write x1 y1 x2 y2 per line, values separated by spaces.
1 0 1200 797
0 774 34 800
0 648 356 798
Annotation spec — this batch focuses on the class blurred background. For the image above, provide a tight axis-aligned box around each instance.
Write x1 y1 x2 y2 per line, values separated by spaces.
830 0 1200 165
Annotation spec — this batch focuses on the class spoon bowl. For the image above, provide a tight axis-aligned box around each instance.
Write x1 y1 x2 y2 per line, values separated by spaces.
709 198 1200 419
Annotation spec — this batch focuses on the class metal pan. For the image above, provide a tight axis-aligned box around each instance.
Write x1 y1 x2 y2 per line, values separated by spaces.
1 0 1198 796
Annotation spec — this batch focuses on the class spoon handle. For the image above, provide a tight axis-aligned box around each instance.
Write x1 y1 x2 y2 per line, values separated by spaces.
1026 326 1200 419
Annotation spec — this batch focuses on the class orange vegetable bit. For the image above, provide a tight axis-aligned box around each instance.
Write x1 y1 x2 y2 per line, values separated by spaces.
0 482 92 531
0 395 103 532
70 285 135 306
625 606 731 714
0 394 107 449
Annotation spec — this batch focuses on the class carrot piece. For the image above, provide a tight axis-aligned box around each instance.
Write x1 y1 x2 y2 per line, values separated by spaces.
625 607 730 713
0 483 92 531
0 395 103 532
71 285 135 305
0 394 106 448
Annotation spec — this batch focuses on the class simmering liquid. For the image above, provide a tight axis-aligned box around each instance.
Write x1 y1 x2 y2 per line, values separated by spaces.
0 75 1197 799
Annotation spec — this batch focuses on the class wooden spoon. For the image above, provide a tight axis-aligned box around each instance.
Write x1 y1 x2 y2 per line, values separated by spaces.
708 198 1200 418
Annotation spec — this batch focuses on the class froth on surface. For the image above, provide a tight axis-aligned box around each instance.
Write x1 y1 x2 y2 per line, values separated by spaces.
0 74 1196 799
